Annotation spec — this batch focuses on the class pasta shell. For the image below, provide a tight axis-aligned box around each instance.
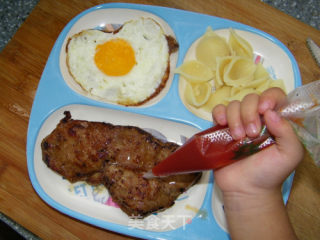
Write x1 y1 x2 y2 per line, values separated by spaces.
178 26 287 118
223 56 257 87
227 88 259 102
184 82 212 107
230 86 241 96
254 63 269 80
256 79 272 93
202 85 231 112
215 56 233 89
175 60 214 83
229 28 253 59
203 26 219 37
196 27 231 70
244 76 269 89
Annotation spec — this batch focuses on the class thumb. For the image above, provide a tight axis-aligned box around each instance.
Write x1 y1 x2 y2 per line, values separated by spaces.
264 109 303 163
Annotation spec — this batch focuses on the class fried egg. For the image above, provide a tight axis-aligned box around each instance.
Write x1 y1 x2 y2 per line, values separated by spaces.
66 17 170 106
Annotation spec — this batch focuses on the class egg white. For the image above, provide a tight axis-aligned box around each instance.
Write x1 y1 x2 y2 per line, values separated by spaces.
67 17 170 105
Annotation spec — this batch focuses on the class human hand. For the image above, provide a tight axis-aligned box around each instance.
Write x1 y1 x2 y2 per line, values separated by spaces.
212 87 304 198
212 87 301 240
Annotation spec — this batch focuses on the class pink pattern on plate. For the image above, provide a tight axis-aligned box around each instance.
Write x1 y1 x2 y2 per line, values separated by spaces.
105 196 120 208
255 55 262 64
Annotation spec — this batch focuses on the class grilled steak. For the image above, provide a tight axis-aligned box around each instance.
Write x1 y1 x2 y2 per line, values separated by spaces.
41 111 201 217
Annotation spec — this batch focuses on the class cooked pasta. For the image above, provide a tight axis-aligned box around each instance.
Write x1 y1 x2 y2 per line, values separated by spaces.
175 60 213 83
229 28 253 59
223 56 256 87
176 27 286 112
195 28 230 71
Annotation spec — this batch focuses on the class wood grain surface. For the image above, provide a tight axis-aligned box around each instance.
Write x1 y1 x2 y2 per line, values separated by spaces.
0 0 319 239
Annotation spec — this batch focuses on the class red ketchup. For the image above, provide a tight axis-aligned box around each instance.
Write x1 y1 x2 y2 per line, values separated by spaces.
152 124 275 177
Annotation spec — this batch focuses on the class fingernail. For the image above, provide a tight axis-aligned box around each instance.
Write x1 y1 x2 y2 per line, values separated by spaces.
259 101 271 113
246 123 258 136
232 126 245 139
217 115 227 125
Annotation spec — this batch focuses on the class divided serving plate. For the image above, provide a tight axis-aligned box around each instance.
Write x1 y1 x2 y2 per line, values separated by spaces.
27 3 301 240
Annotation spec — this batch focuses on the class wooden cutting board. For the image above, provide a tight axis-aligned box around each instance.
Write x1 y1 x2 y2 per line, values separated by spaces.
0 0 319 239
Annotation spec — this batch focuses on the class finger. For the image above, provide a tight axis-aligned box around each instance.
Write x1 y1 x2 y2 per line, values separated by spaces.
258 87 287 114
264 109 304 163
227 100 245 140
241 93 261 137
212 104 227 125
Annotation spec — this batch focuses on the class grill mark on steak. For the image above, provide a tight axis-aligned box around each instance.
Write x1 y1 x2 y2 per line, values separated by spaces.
41 111 201 217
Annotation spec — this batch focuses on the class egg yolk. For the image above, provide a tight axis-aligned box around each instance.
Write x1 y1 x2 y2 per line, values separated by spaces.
94 38 136 76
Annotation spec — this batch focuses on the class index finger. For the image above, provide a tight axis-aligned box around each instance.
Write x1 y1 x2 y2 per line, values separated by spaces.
258 87 287 114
